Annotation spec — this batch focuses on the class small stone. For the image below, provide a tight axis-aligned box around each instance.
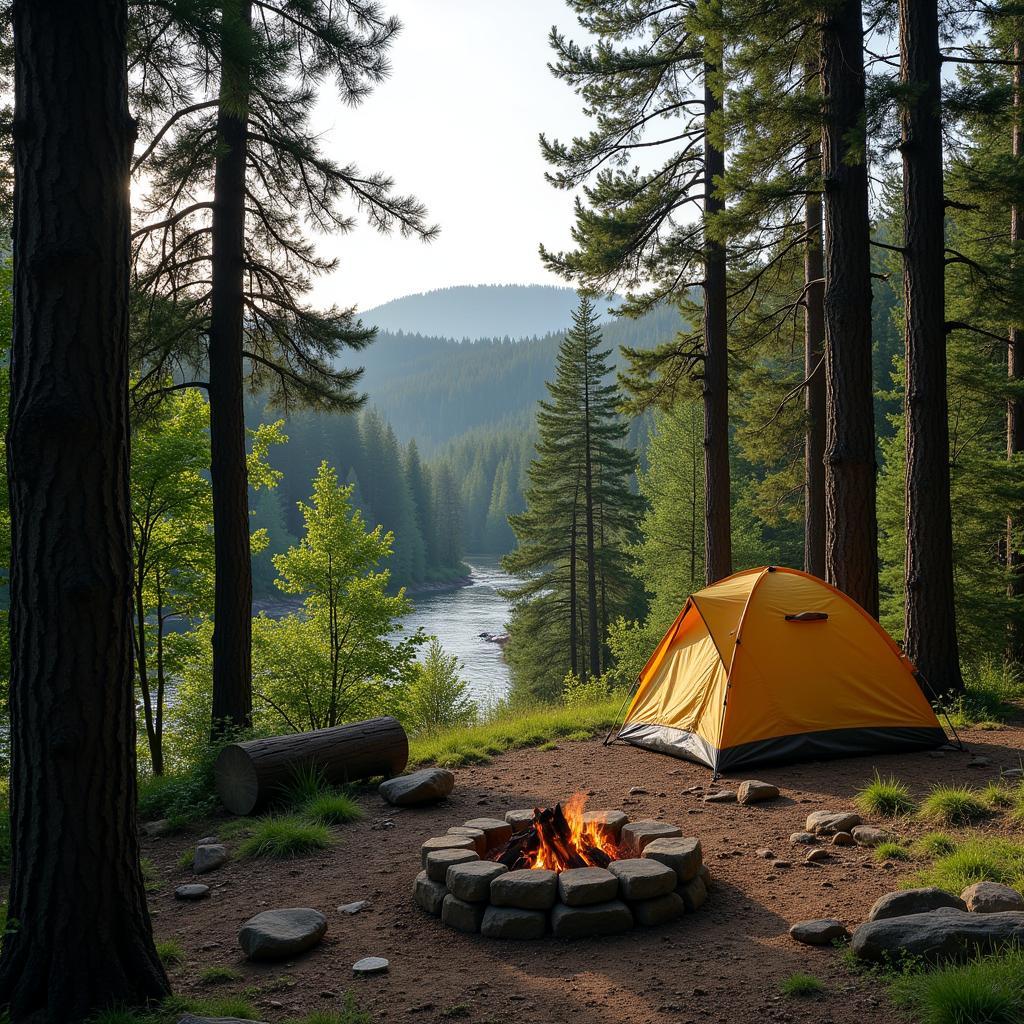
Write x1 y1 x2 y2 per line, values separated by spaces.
462 817 513 849
642 837 703 884
446 826 487 856
582 809 628 843
238 908 327 961
441 893 486 933
412 870 447 916
193 844 228 875
352 956 389 975
805 848 830 864
620 820 683 856
425 847 478 883
961 881 1024 913
480 905 547 939
175 883 210 901
704 790 737 803
379 768 454 807
337 900 369 915
557 867 619 907
504 809 535 830
756 848 776 859
629 786 648 796
851 825 892 848
195 836 218 847
772 860 792 869
630 892 685 927
678 875 707 912
790 832 817 845
550 900 633 938
968 756 992 769
609 858 677 900
736 780 779 804
421 836 475 868
490 868 558 910
789 918 849 946
806 810 862 835
832 832 856 847
927 750 946 758
868 887 967 921
446 861 508 902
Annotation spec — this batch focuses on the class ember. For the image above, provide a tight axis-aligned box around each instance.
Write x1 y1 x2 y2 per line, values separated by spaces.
491 793 619 871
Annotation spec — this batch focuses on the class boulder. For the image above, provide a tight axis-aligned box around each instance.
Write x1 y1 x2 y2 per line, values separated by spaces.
851 825 892 848
441 893 486 933
480 905 547 939
446 861 508 902
868 888 967 921
961 881 1024 913
789 918 849 946
736 780 779 805
805 810 862 835
642 837 703 884
851 907 1024 962
504 809 536 830
462 817 514 849
609 858 677 900
238 908 327 962
558 867 619 907
421 835 475 867
425 847 478 883
582 809 629 844
550 900 633 939
620 820 683 856
193 844 228 875
412 870 447 916
630 892 685 927
490 868 558 910
175 884 210 901
678 875 707 912
446 826 487 856
379 768 454 807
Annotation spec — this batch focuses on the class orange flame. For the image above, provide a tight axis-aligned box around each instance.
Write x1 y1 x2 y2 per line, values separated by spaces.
517 792 619 871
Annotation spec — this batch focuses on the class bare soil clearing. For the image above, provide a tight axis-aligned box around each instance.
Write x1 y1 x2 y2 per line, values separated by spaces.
143 725 1024 1024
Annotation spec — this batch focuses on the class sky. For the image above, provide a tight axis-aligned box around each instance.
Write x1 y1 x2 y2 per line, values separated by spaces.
308 0 592 311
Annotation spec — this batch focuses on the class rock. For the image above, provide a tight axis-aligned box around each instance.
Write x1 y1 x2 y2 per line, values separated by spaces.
446 826 487 856
678 875 707 912
868 888 967 921
620 820 683 856
630 892 685 927
642 837 703 884
141 819 172 837
851 825 892 848
699 864 712 889
480 905 547 939
736 780 779 804
629 786 648 796
961 881 1024 913
462 817 513 849
805 848 830 864
504 809 536 830
806 810 862 835
557 867 619 907
337 900 369 915
550 900 633 938
379 768 454 807
789 918 849 946
756 848 776 859
446 861 508 902
441 893 486 933
704 790 737 803
412 870 447 916
420 836 476 867
425 847 478 883
832 832 855 847
609 858 677 900
790 832 817 845
195 836 218 847
968 756 992 768
352 956 389 975
490 868 558 910
175 883 210 901
851 907 1024 962
193 844 228 875
582 809 628 843
238 908 327 962
772 860 792 869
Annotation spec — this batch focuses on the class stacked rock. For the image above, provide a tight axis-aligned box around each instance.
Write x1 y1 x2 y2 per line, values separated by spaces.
412 809 710 939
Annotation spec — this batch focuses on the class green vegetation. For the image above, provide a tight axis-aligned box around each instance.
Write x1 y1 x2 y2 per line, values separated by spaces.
404 639 478 734
856 774 917 817
237 817 333 860
283 994 373 1024
154 939 184 967
910 836 1024 893
875 841 912 862
914 833 958 858
90 996 261 1023
198 966 242 986
139 857 161 894
779 974 825 999
302 791 363 826
918 786 991 827
982 783 1016 810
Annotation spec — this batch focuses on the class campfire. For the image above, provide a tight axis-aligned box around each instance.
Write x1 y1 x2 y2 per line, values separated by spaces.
491 792 619 871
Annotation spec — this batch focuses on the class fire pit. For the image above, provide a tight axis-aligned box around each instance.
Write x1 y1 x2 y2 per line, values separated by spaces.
413 796 709 939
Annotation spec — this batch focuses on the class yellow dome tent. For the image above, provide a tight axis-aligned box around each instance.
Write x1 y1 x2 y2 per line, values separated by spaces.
614 566 950 774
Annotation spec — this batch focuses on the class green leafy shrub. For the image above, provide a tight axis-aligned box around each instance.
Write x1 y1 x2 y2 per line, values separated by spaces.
856 774 916 817
238 816 332 859
938 659 1023 729
404 639 478 733
779 973 824 998
919 786 990 826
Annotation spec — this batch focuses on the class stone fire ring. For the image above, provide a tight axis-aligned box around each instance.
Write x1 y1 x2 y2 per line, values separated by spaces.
412 809 710 939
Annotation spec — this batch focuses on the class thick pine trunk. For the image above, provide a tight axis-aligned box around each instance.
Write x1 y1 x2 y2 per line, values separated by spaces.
583 367 601 679
0 1 170 1017
900 0 963 693
804 144 826 579
703 49 732 585
819 0 879 616
569 480 578 678
209 0 254 733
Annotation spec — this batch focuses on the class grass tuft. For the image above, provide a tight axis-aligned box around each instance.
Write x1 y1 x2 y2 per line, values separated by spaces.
914 832 958 858
982 782 1016 810
856 774 916 817
919 785 990 827
155 939 184 967
909 835 1024 893
283 994 372 1024
140 857 161 894
238 816 332 859
198 965 242 985
302 791 363 826
875 841 912 862
779 973 825 998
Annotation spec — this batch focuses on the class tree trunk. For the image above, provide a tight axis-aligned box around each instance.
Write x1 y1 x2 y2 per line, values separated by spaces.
0 1 171 1016
209 0 254 733
569 479 578 678
804 143 827 579
703 46 732 585
819 0 879 616
582 345 601 680
899 0 963 692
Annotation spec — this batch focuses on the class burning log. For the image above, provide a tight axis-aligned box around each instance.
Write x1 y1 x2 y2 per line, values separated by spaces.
490 798 620 872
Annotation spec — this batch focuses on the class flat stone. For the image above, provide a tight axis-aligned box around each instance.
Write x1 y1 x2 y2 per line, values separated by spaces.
582 809 628 843
620 820 683 856
642 837 702 884
704 790 737 803
550 900 633 939
480 905 547 939
832 832 856 847
379 768 454 807
756 848 776 859
961 881 1024 913
609 858 676 900
736 780 779 804
238 908 327 962
195 836 218 847
412 870 447 916
851 907 1024 962
441 893 486 933
557 867 619 907
462 817 513 849
869 888 967 921
504 809 536 830
806 810 862 835
678 875 707 912
142 819 172 837
629 786 648 795
851 825 892 847
425 847 478 883
446 861 508 902
789 918 849 946
421 835 475 867
194 844 228 875
805 848 830 864
630 892 684 927
337 900 369 915
790 832 817 845
446 826 487 856
490 868 558 910
352 956 389 975
175 884 210 901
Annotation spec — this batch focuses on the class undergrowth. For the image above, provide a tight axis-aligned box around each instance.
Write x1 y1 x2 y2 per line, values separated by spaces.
908 835 1024 893
237 816 332 859
779 973 825 998
856 774 916 817
918 785 990 827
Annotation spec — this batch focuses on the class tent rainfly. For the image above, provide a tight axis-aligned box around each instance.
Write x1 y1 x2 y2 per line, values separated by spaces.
614 566 949 774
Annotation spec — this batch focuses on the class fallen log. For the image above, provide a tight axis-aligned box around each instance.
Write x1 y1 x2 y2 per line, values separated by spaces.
214 716 408 815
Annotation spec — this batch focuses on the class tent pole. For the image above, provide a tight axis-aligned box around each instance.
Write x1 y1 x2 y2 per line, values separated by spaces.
914 669 968 752
603 682 638 746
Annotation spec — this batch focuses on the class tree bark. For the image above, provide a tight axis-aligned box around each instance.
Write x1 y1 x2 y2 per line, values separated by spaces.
0 0 170 1017
703 45 733 585
209 0 255 733
804 143 827 579
583 347 601 679
569 477 579 678
899 0 964 693
819 0 879 616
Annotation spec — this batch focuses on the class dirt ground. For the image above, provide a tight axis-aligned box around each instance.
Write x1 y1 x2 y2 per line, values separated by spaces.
143 724 1024 1024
